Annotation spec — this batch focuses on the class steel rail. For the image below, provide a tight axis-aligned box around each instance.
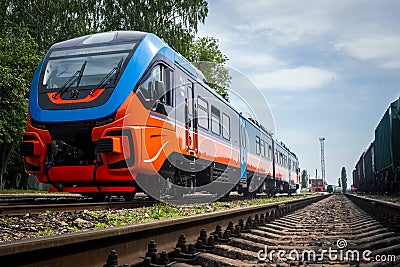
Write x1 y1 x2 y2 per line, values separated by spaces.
346 194 400 234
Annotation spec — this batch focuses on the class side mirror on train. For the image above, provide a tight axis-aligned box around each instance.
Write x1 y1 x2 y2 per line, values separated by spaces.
155 81 166 103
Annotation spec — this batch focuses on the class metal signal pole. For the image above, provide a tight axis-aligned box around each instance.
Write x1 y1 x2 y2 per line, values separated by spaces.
319 137 326 190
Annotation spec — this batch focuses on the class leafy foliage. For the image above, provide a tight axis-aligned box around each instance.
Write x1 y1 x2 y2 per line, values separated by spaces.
188 36 231 99
37 229 55 236
2 0 208 56
0 23 41 188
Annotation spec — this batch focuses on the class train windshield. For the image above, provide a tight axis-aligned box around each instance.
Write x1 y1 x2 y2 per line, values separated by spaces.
311 179 324 186
42 43 135 89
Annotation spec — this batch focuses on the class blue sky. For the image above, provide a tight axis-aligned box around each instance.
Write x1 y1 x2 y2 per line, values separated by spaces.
197 0 400 186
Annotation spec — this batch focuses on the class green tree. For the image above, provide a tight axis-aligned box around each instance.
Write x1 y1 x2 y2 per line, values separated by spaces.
2 0 96 52
0 24 41 189
338 177 341 188
3 0 208 56
188 36 231 99
341 167 347 194
301 170 308 189
99 0 208 58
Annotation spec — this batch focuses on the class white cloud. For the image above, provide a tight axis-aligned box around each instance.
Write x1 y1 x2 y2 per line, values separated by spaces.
252 67 336 91
226 0 359 45
229 52 285 69
334 35 400 69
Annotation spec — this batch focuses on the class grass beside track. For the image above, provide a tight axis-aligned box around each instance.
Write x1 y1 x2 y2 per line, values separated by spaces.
0 189 47 194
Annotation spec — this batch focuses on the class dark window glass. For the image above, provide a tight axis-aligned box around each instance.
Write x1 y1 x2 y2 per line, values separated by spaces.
198 97 209 130
261 139 265 157
222 113 230 140
211 106 220 135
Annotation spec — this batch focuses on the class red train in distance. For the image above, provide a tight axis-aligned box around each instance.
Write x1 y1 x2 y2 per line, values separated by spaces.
309 178 326 192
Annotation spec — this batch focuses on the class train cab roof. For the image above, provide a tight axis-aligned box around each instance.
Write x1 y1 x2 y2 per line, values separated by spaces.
50 31 147 50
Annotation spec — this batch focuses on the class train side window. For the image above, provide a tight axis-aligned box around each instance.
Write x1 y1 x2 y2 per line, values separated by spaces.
222 113 230 140
137 64 173 109
138 66 160 101
198 97 209 130
256 136 261 155
163 67 173 106
268 144 272 160
211 106 220 135
261 139 265 157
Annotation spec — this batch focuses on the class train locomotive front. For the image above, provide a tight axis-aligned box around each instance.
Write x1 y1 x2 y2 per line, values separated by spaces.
21 31 300 199
21 31 175 198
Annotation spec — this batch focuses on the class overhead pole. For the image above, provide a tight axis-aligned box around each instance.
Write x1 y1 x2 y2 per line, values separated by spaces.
319 137 326 190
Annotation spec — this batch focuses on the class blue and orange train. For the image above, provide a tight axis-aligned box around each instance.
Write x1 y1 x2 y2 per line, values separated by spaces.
21 31 300 200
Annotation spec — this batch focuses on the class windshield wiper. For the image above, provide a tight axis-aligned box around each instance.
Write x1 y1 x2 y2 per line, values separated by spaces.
52 61 87 99
89 58 123 96
75 61 87 88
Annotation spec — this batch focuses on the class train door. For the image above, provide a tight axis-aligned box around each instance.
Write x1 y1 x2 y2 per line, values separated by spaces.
288 156 292 185
185 80 198 154
239 116 247 179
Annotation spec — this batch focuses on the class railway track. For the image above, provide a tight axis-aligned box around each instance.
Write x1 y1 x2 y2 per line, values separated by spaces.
0 194 323 266
2 194 398 266
0 193 90 204
131 194 400 266
0 192 183 215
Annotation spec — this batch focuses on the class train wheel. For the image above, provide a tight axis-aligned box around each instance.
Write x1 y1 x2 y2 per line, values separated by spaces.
243 188 256 198
171 187 184 199
123 192 136 201
86 193 105 202
224 191 231 198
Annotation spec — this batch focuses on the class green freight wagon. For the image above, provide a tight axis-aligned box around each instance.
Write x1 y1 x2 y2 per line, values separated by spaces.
327 184 333 193
354 152 364 192
363 142 375 193
374 98 400 193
